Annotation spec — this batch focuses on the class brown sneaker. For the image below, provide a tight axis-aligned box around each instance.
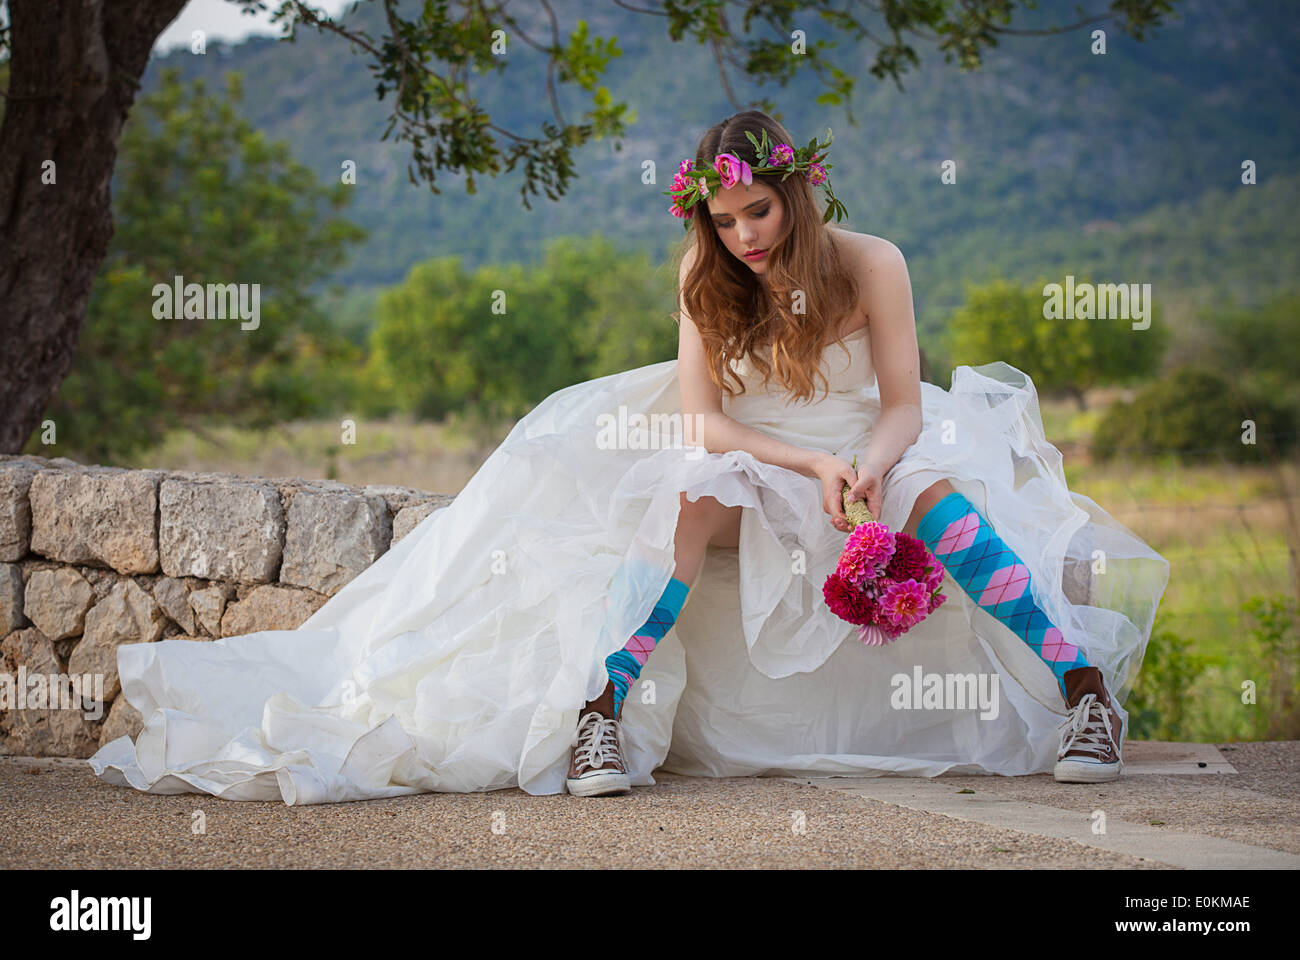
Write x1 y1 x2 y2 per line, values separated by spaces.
565 710 631 797
1054 666 1124 783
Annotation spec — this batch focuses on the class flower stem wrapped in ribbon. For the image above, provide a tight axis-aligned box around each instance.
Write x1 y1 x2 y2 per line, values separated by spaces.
665 127 848 228
841 452 875 528
822 454 948 646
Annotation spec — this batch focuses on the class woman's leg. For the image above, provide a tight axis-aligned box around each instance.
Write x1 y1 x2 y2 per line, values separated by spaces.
671 491 743 585
902 478 1091 698
584 493 742 719
904 478 1126 780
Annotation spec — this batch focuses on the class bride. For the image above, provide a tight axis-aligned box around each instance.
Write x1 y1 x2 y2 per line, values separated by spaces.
87 110 1169 804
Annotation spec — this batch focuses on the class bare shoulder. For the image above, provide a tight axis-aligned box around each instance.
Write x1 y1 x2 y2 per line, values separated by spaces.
830 228 905 276
827 229 909 334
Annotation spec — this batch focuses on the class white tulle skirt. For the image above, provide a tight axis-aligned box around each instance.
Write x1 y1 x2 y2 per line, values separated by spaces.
87 358 1169 803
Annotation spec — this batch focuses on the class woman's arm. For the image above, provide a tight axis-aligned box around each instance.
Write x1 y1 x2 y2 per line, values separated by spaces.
858 238 924 477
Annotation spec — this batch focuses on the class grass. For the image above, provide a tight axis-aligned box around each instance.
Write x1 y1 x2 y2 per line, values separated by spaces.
133 413 500 495
1043 392 1298 741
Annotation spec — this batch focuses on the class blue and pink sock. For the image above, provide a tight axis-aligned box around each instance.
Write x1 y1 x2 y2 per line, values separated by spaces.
605 576 690 719
916 491 1089 699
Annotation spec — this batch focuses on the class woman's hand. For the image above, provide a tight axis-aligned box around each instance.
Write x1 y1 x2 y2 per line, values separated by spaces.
812 453 860 533
847 459 885 523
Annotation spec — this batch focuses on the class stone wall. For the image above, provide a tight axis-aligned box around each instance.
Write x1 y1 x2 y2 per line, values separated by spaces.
0 454 453 759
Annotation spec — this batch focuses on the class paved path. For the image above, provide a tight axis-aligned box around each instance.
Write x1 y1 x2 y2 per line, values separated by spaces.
2 741 1295 869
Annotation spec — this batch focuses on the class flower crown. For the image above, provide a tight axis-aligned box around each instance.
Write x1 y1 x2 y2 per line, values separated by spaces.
665 127 847 229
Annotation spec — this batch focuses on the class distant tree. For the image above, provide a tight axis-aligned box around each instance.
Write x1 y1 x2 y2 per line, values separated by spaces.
33 68 364 463
0 0 1181 452
529 234 677 378
946 275 1168 407
364 257 522 423
363 233 675 429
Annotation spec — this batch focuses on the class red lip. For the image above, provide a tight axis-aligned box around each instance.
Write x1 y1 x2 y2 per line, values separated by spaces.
744 249 767 258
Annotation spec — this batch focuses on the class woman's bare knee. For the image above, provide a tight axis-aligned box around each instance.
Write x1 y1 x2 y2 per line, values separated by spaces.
679 491 727 516
903 479 956 535
676 492 716 543
677 492 741 548
707 503 742 548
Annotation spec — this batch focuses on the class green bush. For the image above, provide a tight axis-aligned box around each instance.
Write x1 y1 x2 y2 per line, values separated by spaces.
1126 625 1215 741
1093 367 1297 463
1241 594 1300 740
1204 292 1300 418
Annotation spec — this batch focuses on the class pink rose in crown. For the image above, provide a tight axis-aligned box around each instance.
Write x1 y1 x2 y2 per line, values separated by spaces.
713 153 753 189
805 162 828 186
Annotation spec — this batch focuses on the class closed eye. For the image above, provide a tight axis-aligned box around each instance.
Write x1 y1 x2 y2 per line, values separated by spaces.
716 205 770 228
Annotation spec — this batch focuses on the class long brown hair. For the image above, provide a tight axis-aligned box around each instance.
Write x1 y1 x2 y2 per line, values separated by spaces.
670 110 861 403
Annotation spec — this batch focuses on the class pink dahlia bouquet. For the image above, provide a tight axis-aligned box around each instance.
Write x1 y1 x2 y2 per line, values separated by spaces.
822 455 947 646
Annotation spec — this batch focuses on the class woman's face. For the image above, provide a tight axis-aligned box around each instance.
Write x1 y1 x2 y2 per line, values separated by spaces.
706 180 784 276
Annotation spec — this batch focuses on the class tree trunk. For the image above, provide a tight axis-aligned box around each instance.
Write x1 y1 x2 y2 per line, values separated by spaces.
0 0 187 454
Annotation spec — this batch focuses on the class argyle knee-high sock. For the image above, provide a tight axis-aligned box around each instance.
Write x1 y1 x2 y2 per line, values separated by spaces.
605 576 690 719
916 491 1089 699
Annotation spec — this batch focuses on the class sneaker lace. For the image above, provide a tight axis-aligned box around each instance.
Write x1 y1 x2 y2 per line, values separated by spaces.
1057 693 1119 761
571 711 624 775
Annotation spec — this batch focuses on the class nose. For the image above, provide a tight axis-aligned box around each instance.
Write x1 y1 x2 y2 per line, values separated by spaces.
737 220 759 246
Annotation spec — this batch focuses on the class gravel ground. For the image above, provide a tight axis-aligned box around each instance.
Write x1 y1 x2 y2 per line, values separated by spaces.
6 742 1292 869
1 759 1168 870
924 741 1300 856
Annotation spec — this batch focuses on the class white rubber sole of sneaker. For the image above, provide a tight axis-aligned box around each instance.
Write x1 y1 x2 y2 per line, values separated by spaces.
1053 758 1123 783
565 771 631 797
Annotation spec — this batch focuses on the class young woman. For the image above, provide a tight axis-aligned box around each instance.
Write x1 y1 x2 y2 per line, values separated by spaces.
564 110 1169 796
88 111 1169 806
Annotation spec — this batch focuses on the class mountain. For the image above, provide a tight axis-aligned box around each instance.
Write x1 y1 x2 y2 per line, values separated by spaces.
139 0 1300 365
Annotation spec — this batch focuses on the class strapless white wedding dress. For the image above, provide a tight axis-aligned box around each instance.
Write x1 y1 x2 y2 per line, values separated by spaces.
87 327 1169 803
